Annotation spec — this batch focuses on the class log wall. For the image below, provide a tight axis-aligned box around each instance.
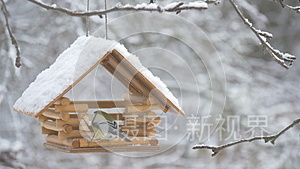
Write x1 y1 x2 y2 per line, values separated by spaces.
39 96 161 151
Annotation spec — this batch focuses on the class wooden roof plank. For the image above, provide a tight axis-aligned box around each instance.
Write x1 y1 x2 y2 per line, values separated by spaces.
101 49 185 116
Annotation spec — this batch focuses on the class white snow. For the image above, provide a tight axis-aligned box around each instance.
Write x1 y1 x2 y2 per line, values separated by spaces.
13 36 182 116
282 53 296 60
183 1 208 8
117 1 207 11
257 29 273 39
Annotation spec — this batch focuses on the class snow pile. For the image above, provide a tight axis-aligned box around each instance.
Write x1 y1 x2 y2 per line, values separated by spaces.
13 36 181 116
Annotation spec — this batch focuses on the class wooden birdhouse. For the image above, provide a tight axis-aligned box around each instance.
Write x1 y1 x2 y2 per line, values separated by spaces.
13 36 184 153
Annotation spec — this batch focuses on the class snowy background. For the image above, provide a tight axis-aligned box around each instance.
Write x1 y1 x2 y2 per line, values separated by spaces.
1 0 299 168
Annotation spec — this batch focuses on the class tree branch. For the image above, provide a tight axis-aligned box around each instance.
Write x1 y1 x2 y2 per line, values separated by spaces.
193 118 300 157
273 0 300 13
229 0 296 69
27 0 208 17
1 0 21 68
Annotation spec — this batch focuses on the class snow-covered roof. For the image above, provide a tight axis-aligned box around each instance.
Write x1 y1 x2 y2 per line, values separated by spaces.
13 36 183 117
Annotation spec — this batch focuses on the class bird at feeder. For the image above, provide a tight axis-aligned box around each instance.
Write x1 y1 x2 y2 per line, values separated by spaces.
91 110 131 142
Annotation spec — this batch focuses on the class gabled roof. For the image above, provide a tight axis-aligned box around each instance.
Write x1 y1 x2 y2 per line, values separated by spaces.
13 36 184 117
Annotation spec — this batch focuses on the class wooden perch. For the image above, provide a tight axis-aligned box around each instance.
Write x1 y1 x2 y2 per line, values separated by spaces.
79 137 158 147
55 104 88 113
43 109 70 121
46 135 80 148
42 121 73 133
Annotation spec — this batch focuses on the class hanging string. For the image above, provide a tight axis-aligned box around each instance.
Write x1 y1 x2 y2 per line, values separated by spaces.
104 0 108 39
86 0 90 37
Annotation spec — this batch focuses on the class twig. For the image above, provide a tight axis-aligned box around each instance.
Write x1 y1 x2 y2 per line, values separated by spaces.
193 118 300 157
1 0 21 68
27 0 208 17
273 0 300 13
229 0 296 69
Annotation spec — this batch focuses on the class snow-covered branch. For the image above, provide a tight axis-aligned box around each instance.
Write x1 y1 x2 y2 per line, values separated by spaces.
273 0 300 13
28 0 208 17
193 118 300 157
1 0 21 68
229 0 296 69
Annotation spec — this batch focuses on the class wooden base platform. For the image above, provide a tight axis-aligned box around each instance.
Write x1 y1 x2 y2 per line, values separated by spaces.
44 142 160 153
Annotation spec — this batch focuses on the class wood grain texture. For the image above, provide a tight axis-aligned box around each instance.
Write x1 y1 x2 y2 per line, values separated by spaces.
55 104 88 113
42 121 73 133
46 135 80 148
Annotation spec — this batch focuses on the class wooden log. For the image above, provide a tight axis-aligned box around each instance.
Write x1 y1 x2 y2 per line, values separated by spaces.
79 125 93 132
149 138 159 146
69 114 78 118
42 121 73 133
108 113 125 120
54 97 71 106
78 111 125 121
146 97 158 105
43 109 70 121
55 104 88 113
135 123 155 130
77 112 88 119
41 127 58 135
79 137 158 147
125 104 160 113
58 130 83 139
38 115 52 122
79 131 94 138
56 118 80 127
78 128 155 138
108 56 150 95
122 93 148 103
46 135 80 148
83 112 124 120
149 117 161 125
70 101 134 109
101 57 143 96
